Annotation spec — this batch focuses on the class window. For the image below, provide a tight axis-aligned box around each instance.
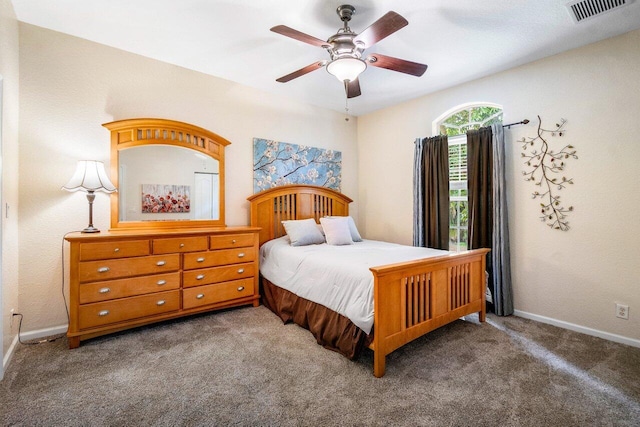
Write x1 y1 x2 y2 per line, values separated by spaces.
434 104 502 251
448 139 468 252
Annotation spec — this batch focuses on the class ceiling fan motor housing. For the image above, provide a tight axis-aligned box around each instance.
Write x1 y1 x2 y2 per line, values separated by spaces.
327 32 364 60
328 5 364 60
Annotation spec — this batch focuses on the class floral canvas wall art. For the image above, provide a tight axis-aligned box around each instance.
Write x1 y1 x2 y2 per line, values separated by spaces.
142 184 191 213
253 138 342 193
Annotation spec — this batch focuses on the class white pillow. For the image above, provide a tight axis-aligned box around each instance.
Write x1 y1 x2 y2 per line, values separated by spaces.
320 217 354 246
325 216 362 242
281 218 325 246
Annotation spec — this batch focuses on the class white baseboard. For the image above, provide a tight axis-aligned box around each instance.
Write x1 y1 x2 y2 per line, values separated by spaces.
514 310 640 348
2 334 19 378
18 324 68 342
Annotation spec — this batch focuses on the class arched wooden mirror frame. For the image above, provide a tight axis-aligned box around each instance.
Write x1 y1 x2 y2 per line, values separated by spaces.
104 118 230 230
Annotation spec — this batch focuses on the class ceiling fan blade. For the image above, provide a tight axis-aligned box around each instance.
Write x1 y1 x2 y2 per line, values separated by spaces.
366 53 428 77
270 25 329 48
276 61 327 83
354 11 408 48
345 78 361 99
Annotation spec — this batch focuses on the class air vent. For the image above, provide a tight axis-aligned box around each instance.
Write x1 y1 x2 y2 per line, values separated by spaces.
567 0 634 23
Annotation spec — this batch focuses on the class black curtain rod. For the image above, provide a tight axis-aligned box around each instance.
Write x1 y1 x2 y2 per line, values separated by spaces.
420 119 531 141
503 119 529 129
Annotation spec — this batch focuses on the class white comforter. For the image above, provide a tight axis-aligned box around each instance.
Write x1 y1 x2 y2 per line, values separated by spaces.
259 237 448 334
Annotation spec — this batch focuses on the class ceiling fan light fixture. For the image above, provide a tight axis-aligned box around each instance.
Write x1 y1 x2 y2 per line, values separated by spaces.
326 57 366 82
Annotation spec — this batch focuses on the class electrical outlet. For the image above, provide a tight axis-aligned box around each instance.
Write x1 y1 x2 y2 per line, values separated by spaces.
616 303 629 320
10 308 15 326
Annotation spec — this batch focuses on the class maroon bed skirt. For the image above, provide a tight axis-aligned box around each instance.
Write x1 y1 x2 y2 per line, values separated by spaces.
261 277 372 360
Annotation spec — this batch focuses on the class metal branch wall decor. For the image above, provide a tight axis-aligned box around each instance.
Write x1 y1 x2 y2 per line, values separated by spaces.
520 116 577 231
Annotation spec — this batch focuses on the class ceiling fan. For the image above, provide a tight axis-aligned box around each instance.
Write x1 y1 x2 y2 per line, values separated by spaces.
271 4 428 99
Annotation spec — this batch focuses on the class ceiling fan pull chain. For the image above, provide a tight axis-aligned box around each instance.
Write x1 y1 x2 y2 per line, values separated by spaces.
345 96 350 122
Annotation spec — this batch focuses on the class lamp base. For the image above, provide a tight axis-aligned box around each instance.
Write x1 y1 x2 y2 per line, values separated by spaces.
82 191 100 233
81 226 101 233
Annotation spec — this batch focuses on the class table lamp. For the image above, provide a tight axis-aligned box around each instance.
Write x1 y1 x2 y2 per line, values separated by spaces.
62 160 116 233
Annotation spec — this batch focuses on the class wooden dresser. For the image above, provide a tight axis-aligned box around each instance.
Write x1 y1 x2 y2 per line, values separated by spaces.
65 227 260 348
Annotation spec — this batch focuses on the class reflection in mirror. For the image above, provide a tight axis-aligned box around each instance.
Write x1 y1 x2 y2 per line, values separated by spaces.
119 145 219 222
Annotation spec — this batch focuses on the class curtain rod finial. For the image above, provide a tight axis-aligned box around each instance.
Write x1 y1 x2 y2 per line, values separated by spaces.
503 119 530 129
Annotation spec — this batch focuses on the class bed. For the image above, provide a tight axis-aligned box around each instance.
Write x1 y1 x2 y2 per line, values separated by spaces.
247 184 489 377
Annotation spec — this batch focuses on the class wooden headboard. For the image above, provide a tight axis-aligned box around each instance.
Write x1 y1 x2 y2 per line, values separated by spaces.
247 185 353 246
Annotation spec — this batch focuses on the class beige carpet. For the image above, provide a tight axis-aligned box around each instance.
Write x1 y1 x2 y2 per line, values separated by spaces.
1 305 639 426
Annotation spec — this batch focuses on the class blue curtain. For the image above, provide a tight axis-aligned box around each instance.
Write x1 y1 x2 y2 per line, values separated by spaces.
491 124 514 316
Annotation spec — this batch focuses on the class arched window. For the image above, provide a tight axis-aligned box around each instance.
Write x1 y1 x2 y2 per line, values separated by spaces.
434 103 503 251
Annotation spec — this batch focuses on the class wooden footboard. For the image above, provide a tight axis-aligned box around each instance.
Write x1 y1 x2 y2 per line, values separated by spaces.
369 248 489 377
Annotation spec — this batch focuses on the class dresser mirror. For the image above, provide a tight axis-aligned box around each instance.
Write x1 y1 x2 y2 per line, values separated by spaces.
104 118 230 230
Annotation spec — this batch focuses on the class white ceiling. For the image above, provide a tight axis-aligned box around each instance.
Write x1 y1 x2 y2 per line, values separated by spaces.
11 0 640 116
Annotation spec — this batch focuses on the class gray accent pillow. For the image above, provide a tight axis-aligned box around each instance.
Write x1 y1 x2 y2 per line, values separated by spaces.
281 218 325 246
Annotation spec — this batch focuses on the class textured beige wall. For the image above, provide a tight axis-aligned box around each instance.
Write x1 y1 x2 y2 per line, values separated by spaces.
17 24 358 332
0 0 20 364
358 30 640 342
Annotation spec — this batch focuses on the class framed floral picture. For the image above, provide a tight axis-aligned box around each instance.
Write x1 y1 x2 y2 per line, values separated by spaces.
141 184 191 213
253 138 342 193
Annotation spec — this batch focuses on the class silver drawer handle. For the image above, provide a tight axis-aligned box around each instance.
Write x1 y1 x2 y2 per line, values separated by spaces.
232 239 237 244
237 268 244 274
97 267 110 273
98 310 110 317
196 274 205 280
157 300 166 306
196 257 205 263
237 286 245 292
238 253 245 258
98 287 111 294
114 248 120 253
179 243 185 248
157 280 167 286
156 261 166 266
196 293 205 299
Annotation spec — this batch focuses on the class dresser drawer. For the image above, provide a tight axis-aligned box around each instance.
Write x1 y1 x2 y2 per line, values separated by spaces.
183 278 254 309
79 290 180 330
152 236 208 254
183 248 255 270
182 262 255 288
79 240 150 261
209 234 254 250
79 254 180 283
79 272 181 304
